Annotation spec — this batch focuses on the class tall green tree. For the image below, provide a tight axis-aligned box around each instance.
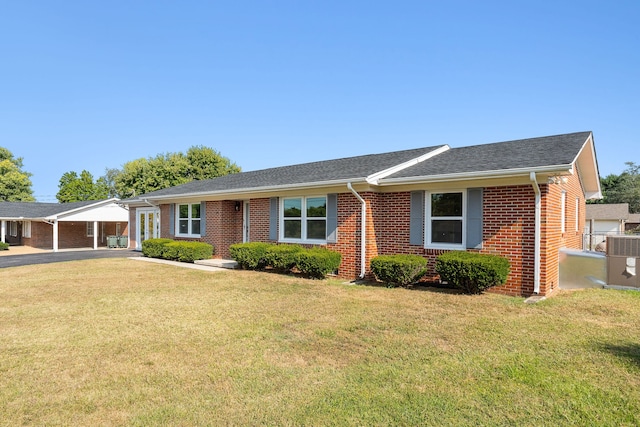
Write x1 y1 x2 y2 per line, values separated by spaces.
111 146 240 198
0 147 35 201
596 162 640 213
56 170 110 203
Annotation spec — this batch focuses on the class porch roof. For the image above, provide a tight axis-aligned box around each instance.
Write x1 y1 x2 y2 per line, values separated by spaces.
0 199 126 221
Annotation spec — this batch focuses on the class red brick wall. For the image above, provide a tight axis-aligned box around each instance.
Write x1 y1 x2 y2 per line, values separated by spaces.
249 198 272 242
146 179 583 297
200 200 243 259
22 221 126 249
539 172 585 295
482 185 536 296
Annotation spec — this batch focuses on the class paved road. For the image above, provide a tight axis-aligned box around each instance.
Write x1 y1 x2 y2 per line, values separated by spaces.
0 249 142 268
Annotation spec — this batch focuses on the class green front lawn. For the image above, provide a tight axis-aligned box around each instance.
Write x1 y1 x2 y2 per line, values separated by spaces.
1 259 639 425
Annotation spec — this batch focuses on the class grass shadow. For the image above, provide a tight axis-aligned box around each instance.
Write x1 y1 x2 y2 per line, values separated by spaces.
599 342 640 367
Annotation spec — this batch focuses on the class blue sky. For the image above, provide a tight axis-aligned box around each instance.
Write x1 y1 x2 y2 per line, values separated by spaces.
1 1 638 201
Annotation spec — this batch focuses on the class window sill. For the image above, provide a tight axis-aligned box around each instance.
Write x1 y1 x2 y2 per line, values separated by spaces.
176 234 202 239
425 244 465 251
280 238 327 245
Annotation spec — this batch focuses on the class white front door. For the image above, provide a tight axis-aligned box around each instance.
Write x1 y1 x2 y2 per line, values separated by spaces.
243 201 250 243
137 208 160 249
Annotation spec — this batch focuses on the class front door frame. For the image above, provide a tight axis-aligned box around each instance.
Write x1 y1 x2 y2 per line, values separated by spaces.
243 201 250 243
136 207 160 250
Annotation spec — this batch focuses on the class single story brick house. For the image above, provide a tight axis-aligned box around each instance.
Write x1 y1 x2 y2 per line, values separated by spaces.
0 199 129 251
123 131 601 297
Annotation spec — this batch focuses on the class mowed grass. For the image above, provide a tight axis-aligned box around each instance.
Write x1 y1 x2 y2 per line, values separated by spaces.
1 259 640 426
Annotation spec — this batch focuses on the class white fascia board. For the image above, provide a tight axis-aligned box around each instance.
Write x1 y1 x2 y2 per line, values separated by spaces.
141 178 370 202
377 164 575 186
365 145 450 185
46 198 122 220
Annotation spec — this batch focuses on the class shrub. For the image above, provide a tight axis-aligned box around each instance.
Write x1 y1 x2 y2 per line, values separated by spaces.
435 251 510 294
0 242 9 251
296 247 342 279
265 244 303 272
162 241 214 263
370 254 428 287
229 242 272 270
141 238 174 258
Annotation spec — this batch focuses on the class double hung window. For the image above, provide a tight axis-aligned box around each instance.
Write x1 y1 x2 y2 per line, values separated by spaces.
177 203 201 236
282 196 327 242
427 191 465 248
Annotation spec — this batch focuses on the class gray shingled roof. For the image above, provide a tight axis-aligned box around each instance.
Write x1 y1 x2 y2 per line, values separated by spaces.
137 145 446 199
128 131 593 201
585 203 630 220
384 132 592 180
0 200 99 219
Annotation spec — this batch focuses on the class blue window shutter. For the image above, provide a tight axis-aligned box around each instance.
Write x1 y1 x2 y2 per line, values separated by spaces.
410 191 424 245
169 203 175 236
269 197 279 241
466 188 483 249
200 201 207 237
326 194 338 243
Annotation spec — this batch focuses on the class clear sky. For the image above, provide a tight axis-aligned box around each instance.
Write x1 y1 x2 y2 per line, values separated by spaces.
1 1 638 202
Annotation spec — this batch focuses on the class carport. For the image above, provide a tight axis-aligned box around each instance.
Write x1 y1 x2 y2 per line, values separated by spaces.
0 199 129 251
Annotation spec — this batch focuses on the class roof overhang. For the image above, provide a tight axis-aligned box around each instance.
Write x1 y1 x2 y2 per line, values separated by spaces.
574 132 602 200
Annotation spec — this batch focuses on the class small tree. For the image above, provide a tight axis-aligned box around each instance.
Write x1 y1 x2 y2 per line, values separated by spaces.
0 147 35 201
56 170 110 203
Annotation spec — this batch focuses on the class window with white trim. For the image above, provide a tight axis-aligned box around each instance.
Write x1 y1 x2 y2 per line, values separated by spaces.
281 196 327 242
22 221 31 238
9 221 18 237
575 198 580 232
426 191 465 249
176 203 201 236
561 191 566 234
87 222 94 237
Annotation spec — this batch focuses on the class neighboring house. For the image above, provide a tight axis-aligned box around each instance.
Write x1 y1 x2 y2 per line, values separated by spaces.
625 214 640 233
0 199 129 251
585 203 630 235
123 131 601 297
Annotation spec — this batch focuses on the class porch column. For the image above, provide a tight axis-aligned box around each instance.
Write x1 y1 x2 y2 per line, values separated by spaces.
52 220 59 252
1 220 5 243
93 221 98 250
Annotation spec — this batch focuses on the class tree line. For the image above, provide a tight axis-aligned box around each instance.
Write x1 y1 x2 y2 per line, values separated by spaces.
0 146 240 203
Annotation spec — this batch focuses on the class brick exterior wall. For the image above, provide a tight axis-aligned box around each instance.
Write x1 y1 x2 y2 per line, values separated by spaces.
144 175 585 297
21 220 127 250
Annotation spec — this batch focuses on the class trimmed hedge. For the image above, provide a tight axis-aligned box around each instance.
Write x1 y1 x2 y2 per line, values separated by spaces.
370 254 428 287
142 238 214 263
0 242 9 251
265 244 302 273
229 242 341 279
164 241 214 263
296 247 342 279
141 238 174 258
435 251 510 294
229 242 271 270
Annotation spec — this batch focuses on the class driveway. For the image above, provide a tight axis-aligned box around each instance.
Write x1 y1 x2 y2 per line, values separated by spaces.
0 248 142 268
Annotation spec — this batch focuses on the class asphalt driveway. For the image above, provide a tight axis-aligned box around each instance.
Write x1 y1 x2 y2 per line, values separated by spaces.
0 249 142 268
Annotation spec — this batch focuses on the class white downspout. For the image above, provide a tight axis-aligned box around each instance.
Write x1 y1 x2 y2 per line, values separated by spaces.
52 219 59 252
530 172 541 294
347 182 367 279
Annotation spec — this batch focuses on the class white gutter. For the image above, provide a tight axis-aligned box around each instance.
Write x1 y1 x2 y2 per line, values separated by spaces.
378 164 575 186
530 172 541 294
347 182 367 279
